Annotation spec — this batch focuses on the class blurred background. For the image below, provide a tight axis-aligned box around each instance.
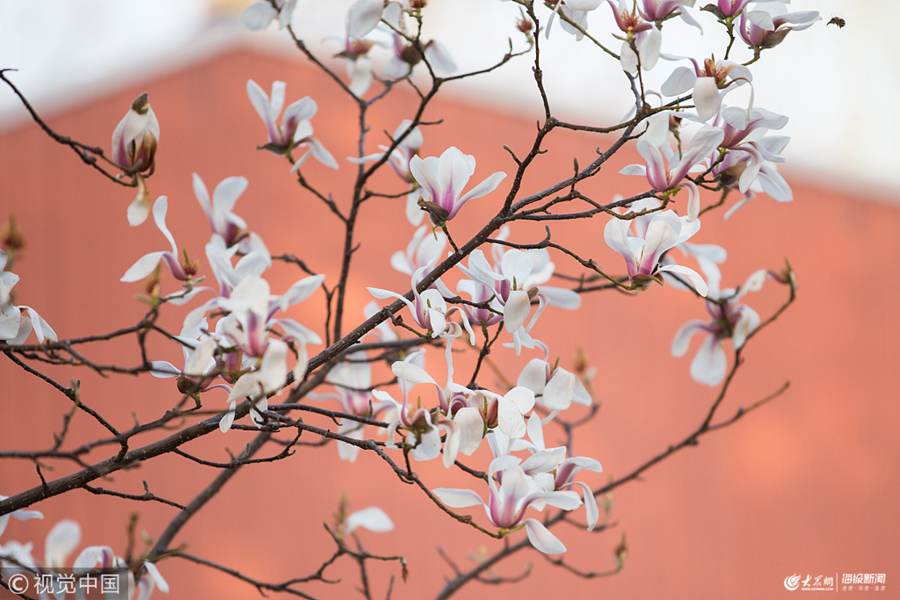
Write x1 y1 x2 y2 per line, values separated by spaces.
1 1 898 599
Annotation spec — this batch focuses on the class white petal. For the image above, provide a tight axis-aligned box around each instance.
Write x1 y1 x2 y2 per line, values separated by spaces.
524 519 567 554
241 2 277 30
344 507 394 534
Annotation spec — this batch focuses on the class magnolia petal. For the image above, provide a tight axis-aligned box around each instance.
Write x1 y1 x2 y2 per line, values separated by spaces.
661 66 696 96
671 319 711 357
433 487 485 509
543 369 576 411
503 290 531 333
348 0 384 39
455 407 485 455
219 401 236 433
143 561 169 594
120 251 168 283
241 2 277 30
691 335 727 386
569 480 600 531
658 264 709 296
693 77 722 122
524 519 567 554
344 507 394 534
45 519 82 568
127 177 153 227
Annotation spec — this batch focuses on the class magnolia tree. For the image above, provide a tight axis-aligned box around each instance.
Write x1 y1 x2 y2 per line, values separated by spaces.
0 0 816 598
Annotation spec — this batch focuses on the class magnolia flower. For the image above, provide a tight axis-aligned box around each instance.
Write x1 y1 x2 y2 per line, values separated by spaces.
247 80 337 170
391 226 447 276
620 113 725 220
368 262 474 342
703 0 787 20
434 456 583 554
349 120 426 225
543 0 604 40
383 33 457 79
121 196 199 285
517 354 592 415
711 106 792 214
1 249 56 344
739 5 820 49
672 268 767 385
112 93 160 226
640 0 700 28
519 415 602 531
604 209 708 295
329 28 378 97
241 0 297 30
409 147 506 224
193 174 250 247
660 57 752 122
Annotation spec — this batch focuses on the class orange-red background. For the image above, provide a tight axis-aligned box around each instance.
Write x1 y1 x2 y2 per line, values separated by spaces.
1 48 898 599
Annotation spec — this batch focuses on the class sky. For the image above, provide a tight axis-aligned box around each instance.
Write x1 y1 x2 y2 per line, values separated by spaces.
0 0 893 195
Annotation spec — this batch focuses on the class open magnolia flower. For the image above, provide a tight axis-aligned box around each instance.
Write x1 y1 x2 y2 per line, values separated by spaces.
1 249 56 345
672 268 767 386
112 93 160 226
241 0 297 31
409 147 506 224
605 209 708 295
661 56 753 122
247 79 337 170
620 113 725 220
434 456 583 554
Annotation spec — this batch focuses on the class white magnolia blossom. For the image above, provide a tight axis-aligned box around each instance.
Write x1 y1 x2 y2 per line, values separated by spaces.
434 456 583 554
0 250 56 345
672 267 767 386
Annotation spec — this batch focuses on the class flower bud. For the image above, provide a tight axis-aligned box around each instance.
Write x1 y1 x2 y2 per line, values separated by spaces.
112 93 159 176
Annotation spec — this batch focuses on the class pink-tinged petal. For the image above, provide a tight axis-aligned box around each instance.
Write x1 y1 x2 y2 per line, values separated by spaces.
671 319 711 357
604 218 638 277
283 97 317 132
347 0 385 39
213 176 249 222
639 211 682 273
691 335 727 386
757 162 792 202
367 287 417 317
671 125 725 184
241 2 277 30
524 519 567 554
149 196 177 254
661 66 696 96
658 264 709 296
636 140 669 190
45 519 81 568
345 507 394 534
692 77 722 122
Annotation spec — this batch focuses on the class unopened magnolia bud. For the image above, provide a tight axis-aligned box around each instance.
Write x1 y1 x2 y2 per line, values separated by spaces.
517 17 533 33
485 399 499 430
417 198 450 225
1 214 25 255
400 44 423 66
409 0 427 8
176 375 197 395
